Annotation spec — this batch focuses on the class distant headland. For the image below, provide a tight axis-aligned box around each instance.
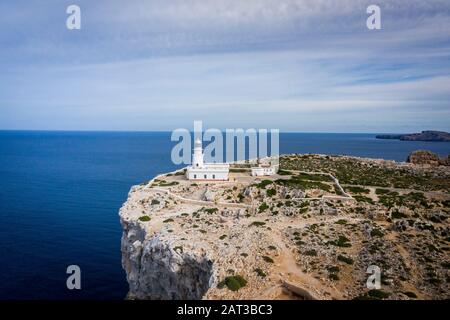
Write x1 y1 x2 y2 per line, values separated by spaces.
376 130 450 142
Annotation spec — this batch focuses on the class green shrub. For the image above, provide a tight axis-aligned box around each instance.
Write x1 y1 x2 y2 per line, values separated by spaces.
219 275 248 291
157 181 179 187
277 169 292 175
266 188 276 197
304 249 317 256
368 289 390 299
296 173 333 182
391 210 407 219
299 207 308 214
354 195 374 204
204 208 218 214
219 235 227 240
257 180 273 189
151 199 160 205
327 266 340 273
329 235 351 247
375 188 390 195
258 202 269 212
337 254 354 265
370 228 384 237
262 256 274 263
138 215 151 222
403 291 417 299
249 221 266 227
163 218 174 223
346 186 370 194
353 289 390 300
254 268 267 278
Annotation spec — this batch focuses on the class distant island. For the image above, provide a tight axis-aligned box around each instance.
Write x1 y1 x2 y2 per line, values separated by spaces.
376 130 450 142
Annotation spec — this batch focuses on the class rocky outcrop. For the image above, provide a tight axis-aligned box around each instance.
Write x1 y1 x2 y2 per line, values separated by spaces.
406 150 447 166
120 204 215 300
202 188 216 202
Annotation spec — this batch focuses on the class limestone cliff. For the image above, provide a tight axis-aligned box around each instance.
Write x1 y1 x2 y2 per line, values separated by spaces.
120 186 215 300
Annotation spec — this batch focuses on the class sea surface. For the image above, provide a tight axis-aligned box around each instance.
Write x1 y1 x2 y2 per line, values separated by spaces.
0 131 449 299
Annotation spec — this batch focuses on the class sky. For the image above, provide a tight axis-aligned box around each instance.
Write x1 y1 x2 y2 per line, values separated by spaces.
0 0 450 132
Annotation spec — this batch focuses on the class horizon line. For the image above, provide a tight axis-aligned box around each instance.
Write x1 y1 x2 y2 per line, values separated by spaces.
0 129 447 135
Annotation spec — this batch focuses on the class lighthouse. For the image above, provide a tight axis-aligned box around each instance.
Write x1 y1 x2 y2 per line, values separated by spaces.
192 138 204 168
185 138 229 181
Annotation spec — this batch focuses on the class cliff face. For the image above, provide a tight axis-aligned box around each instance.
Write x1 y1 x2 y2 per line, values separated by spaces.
120 187 215 299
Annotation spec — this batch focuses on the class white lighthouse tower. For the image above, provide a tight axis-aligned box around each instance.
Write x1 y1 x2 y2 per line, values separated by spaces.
192 138 204 168
186 138 229 181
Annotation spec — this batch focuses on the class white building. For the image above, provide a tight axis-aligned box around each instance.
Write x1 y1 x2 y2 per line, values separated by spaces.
186 139 229 181
251 159 279 177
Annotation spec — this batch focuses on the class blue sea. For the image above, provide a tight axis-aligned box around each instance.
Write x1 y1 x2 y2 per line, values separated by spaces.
0 131 449 300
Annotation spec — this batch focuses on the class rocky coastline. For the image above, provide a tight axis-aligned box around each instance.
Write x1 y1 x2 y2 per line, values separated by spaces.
119 154 450 300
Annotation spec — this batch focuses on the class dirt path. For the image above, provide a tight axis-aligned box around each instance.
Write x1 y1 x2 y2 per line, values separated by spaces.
254 217 348 300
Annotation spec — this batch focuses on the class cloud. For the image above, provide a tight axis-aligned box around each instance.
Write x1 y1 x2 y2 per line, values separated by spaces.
0 0 449 132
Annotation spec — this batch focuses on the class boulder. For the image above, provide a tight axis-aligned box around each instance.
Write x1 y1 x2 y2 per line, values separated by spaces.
406 150 440 166
203 189 215 202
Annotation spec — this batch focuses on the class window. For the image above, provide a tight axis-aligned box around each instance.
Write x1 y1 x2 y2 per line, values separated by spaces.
194 174 197 179
204 174 207 179
196 163 199 167
213 174 216 179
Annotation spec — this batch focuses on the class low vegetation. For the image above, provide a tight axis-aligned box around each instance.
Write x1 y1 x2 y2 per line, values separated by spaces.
262 256 274 263
249 221 266 227
138 215 151 222
254 268 267 278
218 275 248 291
